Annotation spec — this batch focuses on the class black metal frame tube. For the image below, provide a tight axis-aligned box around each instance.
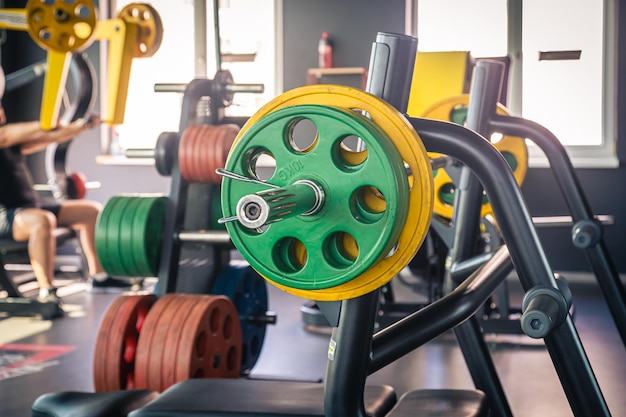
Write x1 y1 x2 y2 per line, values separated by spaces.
491 115 626 347
371 246 512 372
410 116 610 416
439 60 512 416
322 32 417 417
156 79 214 296
454 316 512 417
324 291 379 417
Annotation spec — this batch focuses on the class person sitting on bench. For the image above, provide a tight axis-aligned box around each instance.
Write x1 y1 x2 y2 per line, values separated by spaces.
0 68 133 303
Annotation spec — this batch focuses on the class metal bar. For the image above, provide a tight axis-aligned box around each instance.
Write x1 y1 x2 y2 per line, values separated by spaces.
323 32 418 417
370 246 512 373
533 214 614 227
155 82 264 94
212 0 222 71
125 149 155 159
441 60 512 415
0 256 21 297
491 99 626 350
193 0 207 77
364 32 417 113
177 230 231 244
224 83 264 94
324 291 378 417
409 116 611 417
454 316 513 417
449 251 497 284
491 115 593 220
5 60 46 92
154 83 188 93
156 79 213 296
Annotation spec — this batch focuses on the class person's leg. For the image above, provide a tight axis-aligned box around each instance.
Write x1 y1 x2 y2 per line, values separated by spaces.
56 200 134 289
56 200 103 276
12 208 57 293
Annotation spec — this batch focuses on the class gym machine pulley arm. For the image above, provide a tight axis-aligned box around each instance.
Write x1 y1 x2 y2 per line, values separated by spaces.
0 0 97 130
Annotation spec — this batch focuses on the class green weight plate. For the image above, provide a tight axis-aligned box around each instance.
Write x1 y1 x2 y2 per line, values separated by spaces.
221 104 409 291
95 197 113 273
108 196 139 277
96 196 129 276
130 197 167 277
119 197 145 277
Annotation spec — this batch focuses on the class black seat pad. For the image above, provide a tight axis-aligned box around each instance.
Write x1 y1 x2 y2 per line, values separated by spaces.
129 379 396 417
386 389 489 417
32 389 158 417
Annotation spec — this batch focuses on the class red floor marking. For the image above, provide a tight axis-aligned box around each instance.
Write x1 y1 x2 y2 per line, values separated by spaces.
0 344 75 381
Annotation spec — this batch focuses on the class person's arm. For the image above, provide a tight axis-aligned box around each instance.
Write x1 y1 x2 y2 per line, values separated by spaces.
0 116 101 154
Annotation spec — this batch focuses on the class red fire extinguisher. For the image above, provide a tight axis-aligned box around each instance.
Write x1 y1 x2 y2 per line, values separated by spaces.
318 32 333 68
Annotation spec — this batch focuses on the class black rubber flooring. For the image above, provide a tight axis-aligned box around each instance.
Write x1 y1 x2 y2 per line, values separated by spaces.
1 273 625 417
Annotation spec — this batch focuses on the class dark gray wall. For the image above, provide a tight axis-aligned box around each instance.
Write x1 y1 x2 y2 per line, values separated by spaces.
282 0 406 91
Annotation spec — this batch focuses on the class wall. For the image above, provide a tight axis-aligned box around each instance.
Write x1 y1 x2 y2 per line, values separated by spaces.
282 0 407 91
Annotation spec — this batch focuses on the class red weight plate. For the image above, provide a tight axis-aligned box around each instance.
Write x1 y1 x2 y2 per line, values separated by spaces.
94 295 126 392
207 124 239 184
174 295 242 381
221 124 239 163
134 294 181 390
93 294 156 392
180 125 240 184
158 295 198 391
179 126 200 182
67 172 87 199
189 125 209 183
208 125 226 184
194 125 213 183
144 295 192 391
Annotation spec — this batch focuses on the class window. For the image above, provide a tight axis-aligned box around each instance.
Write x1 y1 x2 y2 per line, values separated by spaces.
104 0 195 153
103 0 277 154
416 0 617 167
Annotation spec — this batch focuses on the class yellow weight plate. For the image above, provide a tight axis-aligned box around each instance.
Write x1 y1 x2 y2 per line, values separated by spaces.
422 94 528 219
118 2 164 58
230 84 434 301
25 0 97 52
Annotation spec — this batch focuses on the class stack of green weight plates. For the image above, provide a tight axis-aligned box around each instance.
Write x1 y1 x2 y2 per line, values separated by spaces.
96 195 167 277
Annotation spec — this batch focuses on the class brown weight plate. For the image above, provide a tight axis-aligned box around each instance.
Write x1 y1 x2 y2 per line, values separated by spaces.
188 125 207 183
144 294 191 392
174 295 242 381
147 294 189 392
93 294 156 392
180 125 239 184
209 125 226 183
179 125 199 183
196 125 217 184
221 124 239 163
94 295 126 391
158 294 198 390
134 293 180 390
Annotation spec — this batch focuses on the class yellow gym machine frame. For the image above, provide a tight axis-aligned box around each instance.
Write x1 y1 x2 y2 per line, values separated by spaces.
0 0 162 130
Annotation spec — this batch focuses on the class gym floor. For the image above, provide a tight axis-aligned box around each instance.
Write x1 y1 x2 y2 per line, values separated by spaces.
1 271 625 417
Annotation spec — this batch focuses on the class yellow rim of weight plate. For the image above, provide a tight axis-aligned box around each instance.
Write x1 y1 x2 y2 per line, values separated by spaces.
230 84 433 301
422 94 528 219
118 3 164 58
25 0 98 52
